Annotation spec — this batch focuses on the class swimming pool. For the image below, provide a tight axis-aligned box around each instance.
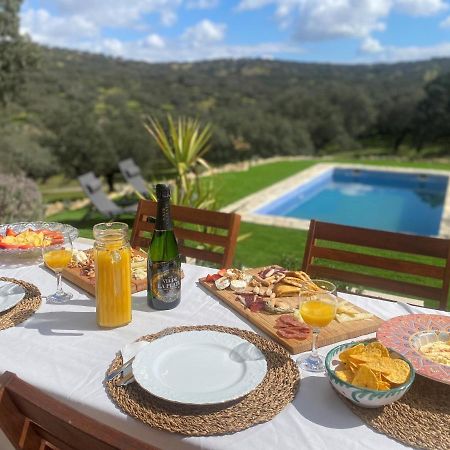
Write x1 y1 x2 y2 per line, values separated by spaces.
254 168 448 236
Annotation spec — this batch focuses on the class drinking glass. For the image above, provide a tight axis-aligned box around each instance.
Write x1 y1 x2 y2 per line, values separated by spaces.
42 232 73 303
310 279 336 295
297 288 338 372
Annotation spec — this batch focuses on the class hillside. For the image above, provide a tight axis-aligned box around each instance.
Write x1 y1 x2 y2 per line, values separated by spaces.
5 46 450 182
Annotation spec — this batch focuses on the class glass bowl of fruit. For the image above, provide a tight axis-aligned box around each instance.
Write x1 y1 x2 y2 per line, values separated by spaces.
0 222 78 254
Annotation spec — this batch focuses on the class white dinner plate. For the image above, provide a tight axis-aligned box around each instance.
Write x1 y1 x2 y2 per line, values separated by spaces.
0 281 26 313
132 330 267 405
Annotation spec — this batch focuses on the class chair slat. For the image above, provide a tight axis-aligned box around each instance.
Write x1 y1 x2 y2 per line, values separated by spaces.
0 372 158 450
308 265 444 301
136 202 233 229
131 200 240 268
310 246 445 279
179 245 224 265
302 220 450 309
313 221 449 258
138 222 229 248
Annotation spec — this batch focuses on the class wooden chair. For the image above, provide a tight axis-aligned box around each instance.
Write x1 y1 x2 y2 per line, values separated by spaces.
302 220 450 310
131 200 241 268
0 371 158 450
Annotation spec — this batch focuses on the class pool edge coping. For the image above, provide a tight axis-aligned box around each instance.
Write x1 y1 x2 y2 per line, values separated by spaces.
221 163 450 238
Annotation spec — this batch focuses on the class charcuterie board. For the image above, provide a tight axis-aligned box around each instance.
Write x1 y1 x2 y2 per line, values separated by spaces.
199 267 384 354
59 249 147 296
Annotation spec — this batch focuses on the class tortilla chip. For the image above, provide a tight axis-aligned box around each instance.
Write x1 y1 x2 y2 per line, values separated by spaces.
352 365 379 390
384 359 411 385
339 343 365 363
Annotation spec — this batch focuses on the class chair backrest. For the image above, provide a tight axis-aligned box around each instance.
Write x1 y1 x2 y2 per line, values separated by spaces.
118 159 149 198
0 371 158 450
78 172 120 218
131 200 241 268
302 220 450 310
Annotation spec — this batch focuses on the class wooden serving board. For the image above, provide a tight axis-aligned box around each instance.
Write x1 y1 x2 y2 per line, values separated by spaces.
199 267 384 354
61 249 147 296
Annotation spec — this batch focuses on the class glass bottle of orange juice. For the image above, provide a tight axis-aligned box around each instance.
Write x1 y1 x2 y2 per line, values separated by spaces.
93 222 131 328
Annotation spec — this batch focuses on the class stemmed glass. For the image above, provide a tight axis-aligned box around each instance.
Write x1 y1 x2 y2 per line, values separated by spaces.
42 232 73 303
297 281 337 372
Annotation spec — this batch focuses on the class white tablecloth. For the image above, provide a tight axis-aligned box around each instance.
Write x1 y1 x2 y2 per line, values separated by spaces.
0 240 448 450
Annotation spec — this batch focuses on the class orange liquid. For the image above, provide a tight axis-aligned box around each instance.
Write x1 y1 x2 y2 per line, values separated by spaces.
95 242 131 328
301 300 336 328
44 249 72 272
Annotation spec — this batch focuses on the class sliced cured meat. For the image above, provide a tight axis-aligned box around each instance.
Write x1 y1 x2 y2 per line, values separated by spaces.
249 300 265 312
237 293 257 308
276 328 310 340
236 293 266 312
274 314 310 340
258 266 286 279
276 315 300 326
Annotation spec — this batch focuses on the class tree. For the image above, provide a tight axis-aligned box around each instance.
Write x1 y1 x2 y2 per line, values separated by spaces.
0 0 37 104
412 75 450 152
45 89 153 191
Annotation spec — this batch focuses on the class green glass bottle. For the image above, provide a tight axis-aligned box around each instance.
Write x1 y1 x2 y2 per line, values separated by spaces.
147 184 181 310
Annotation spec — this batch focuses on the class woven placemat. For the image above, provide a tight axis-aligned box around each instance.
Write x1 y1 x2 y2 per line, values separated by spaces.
105 325 300 436
0 277 42 331
343 375 450 450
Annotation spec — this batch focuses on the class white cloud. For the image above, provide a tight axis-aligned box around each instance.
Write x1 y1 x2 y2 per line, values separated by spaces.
21 8 98 47
125 41 302 62
237 0 449 41
375 41 450 61
440 14 450 26
360 36 384 53
144 33 166 48
33 0 182 28
395 0 447 16
101 38 125 56
20 5 301 63
182 19 226 47
187 0 219 9
293 0 391 41
237 0 273 10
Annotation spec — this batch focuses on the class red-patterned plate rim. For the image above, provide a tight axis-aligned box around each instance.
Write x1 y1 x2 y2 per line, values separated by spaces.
376 314 450 385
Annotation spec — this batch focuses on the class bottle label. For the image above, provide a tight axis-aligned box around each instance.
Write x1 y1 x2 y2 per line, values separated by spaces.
151 259 181 303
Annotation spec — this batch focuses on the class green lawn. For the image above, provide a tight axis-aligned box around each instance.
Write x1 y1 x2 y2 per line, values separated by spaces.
203 160 317 208
46 157 450 309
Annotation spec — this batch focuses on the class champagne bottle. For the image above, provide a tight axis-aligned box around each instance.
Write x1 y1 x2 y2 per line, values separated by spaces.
147 184 181 310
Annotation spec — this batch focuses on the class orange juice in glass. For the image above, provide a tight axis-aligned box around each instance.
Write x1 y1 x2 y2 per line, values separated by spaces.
93 222 131 328
297 288 337 372
44 249 72 270
42 232 73 303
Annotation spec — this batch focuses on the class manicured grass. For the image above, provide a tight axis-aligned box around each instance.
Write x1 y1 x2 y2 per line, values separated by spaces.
234 222 308 269
42 191 86 203
46 157 450 309
48 208 136 239
203 160 317 208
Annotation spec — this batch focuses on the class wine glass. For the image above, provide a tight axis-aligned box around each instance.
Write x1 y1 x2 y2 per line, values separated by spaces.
297 288 338 372
42 232 73 303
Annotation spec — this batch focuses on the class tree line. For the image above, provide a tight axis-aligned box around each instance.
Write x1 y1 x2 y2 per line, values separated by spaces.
1 0 450 189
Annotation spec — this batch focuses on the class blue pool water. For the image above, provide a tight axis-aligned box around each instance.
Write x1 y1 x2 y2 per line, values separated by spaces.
256 168 448 236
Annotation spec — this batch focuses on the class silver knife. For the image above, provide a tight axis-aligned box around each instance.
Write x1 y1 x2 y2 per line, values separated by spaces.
115 366 135 386
105 328 176 383
105 357 134 382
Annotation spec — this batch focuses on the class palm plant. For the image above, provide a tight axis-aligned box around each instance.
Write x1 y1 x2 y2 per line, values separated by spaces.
144 115 213 207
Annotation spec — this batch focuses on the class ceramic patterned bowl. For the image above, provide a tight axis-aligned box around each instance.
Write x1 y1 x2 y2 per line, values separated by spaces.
325 339 415 408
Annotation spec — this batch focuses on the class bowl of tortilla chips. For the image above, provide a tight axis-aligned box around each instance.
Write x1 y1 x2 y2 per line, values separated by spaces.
325 338 415 408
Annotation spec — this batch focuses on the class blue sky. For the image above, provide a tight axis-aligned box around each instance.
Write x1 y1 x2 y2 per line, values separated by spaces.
20 0 450 64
